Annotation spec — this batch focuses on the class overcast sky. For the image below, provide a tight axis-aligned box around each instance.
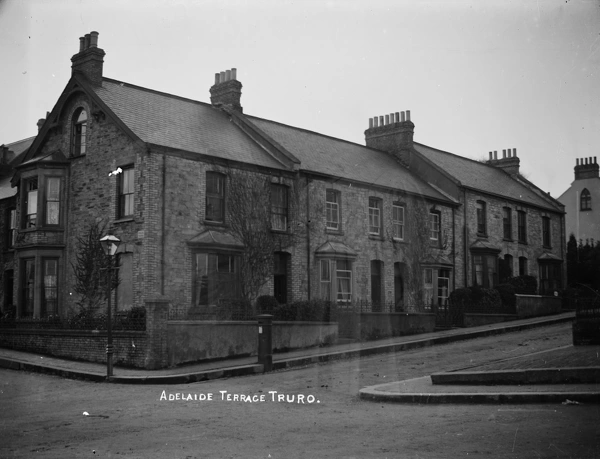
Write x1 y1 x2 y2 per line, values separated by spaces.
0 0 598 199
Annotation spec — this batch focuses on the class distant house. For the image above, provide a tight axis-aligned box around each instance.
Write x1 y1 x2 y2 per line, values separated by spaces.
558 157 600 244
0 31 566 323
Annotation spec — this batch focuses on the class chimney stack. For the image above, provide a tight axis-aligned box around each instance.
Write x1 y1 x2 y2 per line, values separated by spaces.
37 119 45 132
71 31 105 86
365 110 415 166
486 147 520 175
210 68 243 112
574 156 599 180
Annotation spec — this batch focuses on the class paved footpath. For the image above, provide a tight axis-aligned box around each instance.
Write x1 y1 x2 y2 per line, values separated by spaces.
3 311 600 403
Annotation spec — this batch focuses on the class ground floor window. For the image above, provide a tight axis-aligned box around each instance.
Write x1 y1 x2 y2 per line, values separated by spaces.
539 262 562 295
20 259 35 317
193 252 240 307
473 254 498 288
320 259 352 304
41 259 58 317
423 267 452 310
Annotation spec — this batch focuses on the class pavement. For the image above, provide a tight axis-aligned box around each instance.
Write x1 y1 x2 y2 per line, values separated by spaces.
2 311 599 403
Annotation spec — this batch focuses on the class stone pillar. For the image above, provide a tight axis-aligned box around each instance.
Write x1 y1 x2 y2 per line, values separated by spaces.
144 297 169 369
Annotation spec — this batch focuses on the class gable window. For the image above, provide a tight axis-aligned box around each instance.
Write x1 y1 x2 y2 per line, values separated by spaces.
581 188 591 210
503 207 512 240
368 198 382 235
519 256 528 276
542 216 551 248
7 208 16 248
325 189 340 230
205 172 225 223
476 201 487 236
118 166 135 218
45 177 61 225
193 252 240 307
71 108 88 156
517 210 527 244
430 211 440 241
392 203 405 240
473 254 497 288
320 259 352 304
271 184 288 231
23 178 38 228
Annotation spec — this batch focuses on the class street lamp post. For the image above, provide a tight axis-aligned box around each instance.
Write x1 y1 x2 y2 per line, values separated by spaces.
99 234 120 380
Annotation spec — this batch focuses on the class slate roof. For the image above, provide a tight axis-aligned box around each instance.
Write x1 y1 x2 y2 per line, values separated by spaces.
92 78 450 203
413 143 562 212
247 116 449 201
95 79 285 170
0 136 35 200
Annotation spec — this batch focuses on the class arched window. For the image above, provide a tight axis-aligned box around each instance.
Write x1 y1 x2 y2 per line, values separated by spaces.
581 188 591 210
71 108 88 156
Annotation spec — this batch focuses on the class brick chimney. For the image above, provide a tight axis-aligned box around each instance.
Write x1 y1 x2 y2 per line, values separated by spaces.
486 148 520 175
364 111 414 166
210 69 242 112
574 157 599 180
71 31 105 86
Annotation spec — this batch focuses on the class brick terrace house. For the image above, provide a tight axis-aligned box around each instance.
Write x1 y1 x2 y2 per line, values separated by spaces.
0 32 565 322
558 157 600 243
392 141 566 295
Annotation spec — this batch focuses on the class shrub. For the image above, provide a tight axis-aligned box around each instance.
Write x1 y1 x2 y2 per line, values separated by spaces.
449 286 502 313
494 283 516 310
256 295 279 314
506 275 537 295
215 299 254 320
272 299 337 322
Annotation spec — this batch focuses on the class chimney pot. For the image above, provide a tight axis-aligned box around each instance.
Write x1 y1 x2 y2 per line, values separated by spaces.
379 116 384 126
513 147 517 157
595 157 597 164
37 119 45 132
394 112 399 123
401 112 405 122
231 68 237 80
385 114 390 125
494 151 498 160
214 73 220 85
373 117 379 128
502 149 506 158
406 110 411 121
369 118 373 129
84 34 90 49
89 31 99 48
79 37 85 52
220 71 226 82
225 69 231 81
576 158 579 166
489 152 493 160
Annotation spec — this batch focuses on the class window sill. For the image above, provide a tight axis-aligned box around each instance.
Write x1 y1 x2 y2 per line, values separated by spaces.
114 217 135 225
503 238 514 242
476 234 488 239
518 241 528 245
69 153 87 161
392 237 406 243
203 220 227 228
368 234 384 241
326 228 344 236
543 245 552 250
580 208 592 212
271 229 290 235
19 226 64 233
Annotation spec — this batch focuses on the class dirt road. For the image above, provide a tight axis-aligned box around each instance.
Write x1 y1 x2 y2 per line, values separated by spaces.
1 322 599 458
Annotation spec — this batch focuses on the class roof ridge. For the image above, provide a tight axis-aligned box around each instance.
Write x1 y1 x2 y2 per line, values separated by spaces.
3 136 36 148
246 114 375 152
101 77 214 109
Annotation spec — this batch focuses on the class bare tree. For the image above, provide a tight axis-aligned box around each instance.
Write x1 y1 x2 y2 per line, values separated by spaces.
220 167 304 302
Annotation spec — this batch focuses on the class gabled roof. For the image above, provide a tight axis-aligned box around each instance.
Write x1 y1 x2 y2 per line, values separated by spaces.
248 116 451 201
3 136 35 160
95 79 286 170
413 143 563 212
91 78 451 203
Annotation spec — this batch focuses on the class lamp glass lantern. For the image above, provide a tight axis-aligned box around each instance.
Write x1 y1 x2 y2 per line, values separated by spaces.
99 234 121 257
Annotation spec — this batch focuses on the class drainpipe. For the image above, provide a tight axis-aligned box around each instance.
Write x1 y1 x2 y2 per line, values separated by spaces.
306 176 311 300
452 206 456 290
161 153 166 295
463 188 468 288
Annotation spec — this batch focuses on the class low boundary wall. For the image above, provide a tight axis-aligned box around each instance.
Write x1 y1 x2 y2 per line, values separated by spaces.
515 295 562 318
338 312 435 340
167 320 338 367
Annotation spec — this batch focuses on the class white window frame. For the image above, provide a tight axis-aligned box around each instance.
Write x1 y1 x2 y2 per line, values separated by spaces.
429 212 440 241
325 189 340 230
392 204 404 240
368 198 381 235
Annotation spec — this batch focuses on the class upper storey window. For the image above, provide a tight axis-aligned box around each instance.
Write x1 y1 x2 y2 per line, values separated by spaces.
581 188 591 210
71 108 88 157
205 172 225 223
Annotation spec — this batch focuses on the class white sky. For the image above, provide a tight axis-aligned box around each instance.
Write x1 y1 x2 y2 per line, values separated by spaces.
0 0 598 199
